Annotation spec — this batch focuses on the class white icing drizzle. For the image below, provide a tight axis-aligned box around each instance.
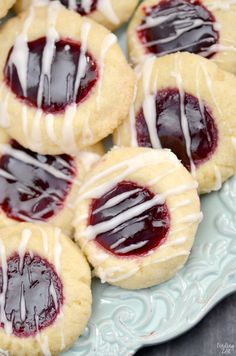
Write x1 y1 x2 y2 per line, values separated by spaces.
31 109 43 152
62 103 78 153
77 153 179 202
54 228 62 274
45 114 58 145
200 43 236 58
81 0 93 13
20 283 26 322
172 55 196 176
36 331 51 356
96 33 117 108
78 150 101 172
147 167 179 186
199 61 222 116
74 22 91 102
0 169 16 181
206 0 236 10
40 227 49 254
68 0 77 10
177 212 203 224
84 181 198 240
79 150 179 195
73 213 89 225
0 240 12 335
8 6 35 96
137 8 217 55
96 250 190 283
170 199 192 212
58 312 65 351
142 56 162 148
49 281 58 311
18 229 31 274
93 188 141 214
115 241 149 254
37 1 60 108
143 250 190 267
0 144 75 183
97 0 120 25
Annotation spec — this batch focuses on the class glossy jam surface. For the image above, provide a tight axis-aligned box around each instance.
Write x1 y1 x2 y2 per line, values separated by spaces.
0 253 63 337
89 181 170 257
137 0 219 58
0 140 76 222
56 0 98 15
136 89 218 170
5 37 98 113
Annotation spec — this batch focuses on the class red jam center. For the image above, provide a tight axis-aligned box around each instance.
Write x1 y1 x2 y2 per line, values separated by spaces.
136 89 218 171
89 181 170 257
0 253 63 337
137 0 219 58
4 37 98 114
0 140 76 222
56 0 98 15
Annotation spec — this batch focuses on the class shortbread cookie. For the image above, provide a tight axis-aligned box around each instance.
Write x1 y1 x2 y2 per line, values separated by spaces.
0 129 103 235
0 223 91 356
74 147 202 289
128 0 236 74
0 2 135 155
114 52 236 194
0 0 15 19
14 0 139 31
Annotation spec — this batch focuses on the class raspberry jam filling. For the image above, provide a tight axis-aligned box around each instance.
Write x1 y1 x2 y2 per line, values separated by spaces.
4 37 98 113
136 89 218 171
54 0 98 15
89 181 170 257
0 253 64 337
0 140 76 222
137 0 219 58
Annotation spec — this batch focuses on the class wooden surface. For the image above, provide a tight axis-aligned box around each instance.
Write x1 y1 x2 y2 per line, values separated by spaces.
136 293 236 356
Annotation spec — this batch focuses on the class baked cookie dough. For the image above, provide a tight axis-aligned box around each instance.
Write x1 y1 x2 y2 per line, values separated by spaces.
114 52 236 194
0 0 15 19
0 129 103 235
14 0 139 31
74 147 202 289
0 223 91 356
0 2 135 155
128 0 236 74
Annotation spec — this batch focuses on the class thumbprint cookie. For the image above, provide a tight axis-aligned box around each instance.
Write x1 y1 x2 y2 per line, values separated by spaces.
14 0 139 31
0 223 91 355
128 0 236 74
0 0 15 19
74 147 202 289
0 2 135 155
114 53 236 194
0 129 103 235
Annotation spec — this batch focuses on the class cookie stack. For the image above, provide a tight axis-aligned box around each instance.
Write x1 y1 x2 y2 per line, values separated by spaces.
0 0 236 355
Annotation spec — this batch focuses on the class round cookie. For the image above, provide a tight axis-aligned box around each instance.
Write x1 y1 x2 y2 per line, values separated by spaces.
74 147 202 290
14 0 139 31
114 52 236 194
0 0 15 19
0 2 135 155
0 223 91 355
0 129 103 235
128 0 236 74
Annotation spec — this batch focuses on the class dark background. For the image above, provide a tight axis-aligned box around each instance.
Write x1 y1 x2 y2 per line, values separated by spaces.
135 293 236 356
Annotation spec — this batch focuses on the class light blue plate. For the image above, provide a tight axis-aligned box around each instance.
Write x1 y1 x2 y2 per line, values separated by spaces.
62 25 236 356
